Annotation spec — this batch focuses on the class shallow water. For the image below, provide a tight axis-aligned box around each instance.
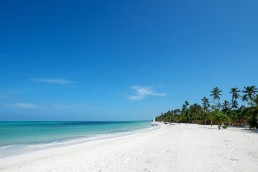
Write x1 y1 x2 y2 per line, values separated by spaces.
0 121 156 157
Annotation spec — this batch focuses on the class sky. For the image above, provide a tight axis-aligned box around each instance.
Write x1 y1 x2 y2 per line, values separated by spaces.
0 0 258 121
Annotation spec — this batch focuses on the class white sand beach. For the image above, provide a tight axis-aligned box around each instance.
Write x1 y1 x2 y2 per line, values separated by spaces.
0 124 257 172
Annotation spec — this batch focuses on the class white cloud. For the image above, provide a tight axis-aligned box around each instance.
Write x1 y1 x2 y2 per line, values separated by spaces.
11 103 38 109
53 104 83 109
32 78 74 85
128 86 167 100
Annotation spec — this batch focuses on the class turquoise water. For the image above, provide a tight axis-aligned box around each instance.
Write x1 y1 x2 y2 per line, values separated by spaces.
0 121 156 157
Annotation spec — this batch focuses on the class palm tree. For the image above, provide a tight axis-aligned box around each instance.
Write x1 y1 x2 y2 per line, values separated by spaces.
183 101 190 123
254 95 258 107
184 101 189 107
210 87 222 110
242 94 248 106
189 103 203 121
210 87 222 126
222 100 230 112
245 95 258 129
242 86 258 106
230 87 240 110
231 100 238 110
201 97 210 125
230 87 241 100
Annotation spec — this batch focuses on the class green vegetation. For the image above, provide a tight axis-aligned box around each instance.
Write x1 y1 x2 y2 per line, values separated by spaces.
222 125 228 129
156 86 258 129
213 112 230 129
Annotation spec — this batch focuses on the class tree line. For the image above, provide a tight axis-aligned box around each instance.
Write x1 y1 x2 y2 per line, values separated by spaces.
156 86 258 129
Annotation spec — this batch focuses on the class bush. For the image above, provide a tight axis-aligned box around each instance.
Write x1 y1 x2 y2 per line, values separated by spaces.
222 125 228 129
245 107 258 129
213 112 231 130
213 113 231 124
248 113 258 129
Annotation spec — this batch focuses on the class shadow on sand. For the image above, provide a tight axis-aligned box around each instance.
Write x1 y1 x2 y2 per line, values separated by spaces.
201 126 217 130
241 128 258 133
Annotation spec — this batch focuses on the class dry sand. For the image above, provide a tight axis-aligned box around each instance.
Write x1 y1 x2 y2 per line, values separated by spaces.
0 124 257 172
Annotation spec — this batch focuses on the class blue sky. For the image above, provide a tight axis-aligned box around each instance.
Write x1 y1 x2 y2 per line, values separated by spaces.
0 0 258 120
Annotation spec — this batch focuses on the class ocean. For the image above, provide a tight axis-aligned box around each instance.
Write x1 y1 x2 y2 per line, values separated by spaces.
0 121 157 158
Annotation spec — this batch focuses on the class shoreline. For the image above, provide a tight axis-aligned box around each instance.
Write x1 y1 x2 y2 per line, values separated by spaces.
0 123 163 170
1 124 258 172
0 121 158 158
